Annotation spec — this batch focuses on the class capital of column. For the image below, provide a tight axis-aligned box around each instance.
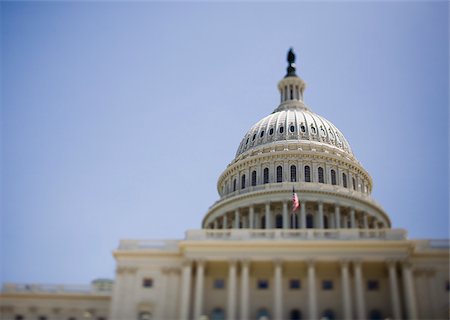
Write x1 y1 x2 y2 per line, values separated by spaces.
196 259 206 267
241 259 251 267
182 259 193 268
273 258 283 267
339 259 350 268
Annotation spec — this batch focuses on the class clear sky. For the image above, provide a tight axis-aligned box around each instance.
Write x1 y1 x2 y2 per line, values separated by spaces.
1 1 448 285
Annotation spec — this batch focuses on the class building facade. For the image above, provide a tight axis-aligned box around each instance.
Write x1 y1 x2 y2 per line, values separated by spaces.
1 50 449 320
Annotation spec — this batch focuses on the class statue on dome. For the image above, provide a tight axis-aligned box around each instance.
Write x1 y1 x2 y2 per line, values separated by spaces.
286 47 297 77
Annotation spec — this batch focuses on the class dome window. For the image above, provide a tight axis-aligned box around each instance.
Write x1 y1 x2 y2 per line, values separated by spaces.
304 166 311 182
331 170 337 185
269 128 274 135
252 134 256 141
290 125 295 133
318 167 325 183
311 126 316 135
276 166 283 183
263 168 269 184
300 124 306 133
352 178 356 190
241 174 246 189
246 138 249 145
251 170 257 186
260 130 265 138
290 165 297 182
343 173 348 188
279 126 284 134
233 179 237 192
320 127 326 136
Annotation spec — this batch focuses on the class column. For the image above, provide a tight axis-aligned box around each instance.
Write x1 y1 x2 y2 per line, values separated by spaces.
249 206 255 229
350 208 356 228
179 260 192 320
334 205 341 228
255 211 261 229
300 202 306 229
282 201 288 229
354 261 366 319
240 260 250 320
274 260 283 319
194 260 205 320
227 260 237 320
387 260 401 320
402 261 418 319
363 212 368 229
318 202 324 228
234 209 240 229
223 214 228 229
342 214 349 229
265 202 271 229
340 260 352 319
213 219 218 229
307 260 317 319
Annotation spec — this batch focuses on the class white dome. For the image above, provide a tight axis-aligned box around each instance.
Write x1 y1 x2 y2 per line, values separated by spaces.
236 104 353 157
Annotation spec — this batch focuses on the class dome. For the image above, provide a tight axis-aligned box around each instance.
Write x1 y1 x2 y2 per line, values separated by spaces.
235 104 353 158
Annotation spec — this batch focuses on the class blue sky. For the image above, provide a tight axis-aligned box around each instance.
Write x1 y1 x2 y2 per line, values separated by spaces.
1 2 448 285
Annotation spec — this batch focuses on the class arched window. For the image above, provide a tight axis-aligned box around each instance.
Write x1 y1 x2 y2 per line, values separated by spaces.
252 170 257 186
331 170 336 185
342 173 347 188
304 166 311 182
321 309 335 320
276 214 283 228
233 179 237 192
306 214 314 228
368 310 383 320
138 312 152 320
263 168 269 184
290 165 297 182
241 174 246 189
261 216 266 229
290 309 302 320
318 167 325 183
276 166 283 183
352 177 356 190
290 125 295 133
279 126 284 134
257 308 270 320
211 308 225 320
300 124 306 133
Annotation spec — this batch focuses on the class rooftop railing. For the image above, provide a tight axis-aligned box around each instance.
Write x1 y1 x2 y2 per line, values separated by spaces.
2 282 112 295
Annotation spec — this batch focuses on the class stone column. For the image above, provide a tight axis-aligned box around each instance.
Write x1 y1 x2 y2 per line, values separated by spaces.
300 202 306 229
213 219 218 229
240 260 250 320
255 211 261 229
335 205 341 228
265 202 271 229
249 206 255 229
194 260 205 320
363 212 368 229
274 260 283 320
179 260 192 320
341 260 352 319
307 260 317 319
402 261 418 319
223 214 228 229
227 260 237 320
354 260 366 319
342 214 348 229
282 201 288 229
387 260 401 320
234 209 240 229
350 208 356 228
318 202 324 228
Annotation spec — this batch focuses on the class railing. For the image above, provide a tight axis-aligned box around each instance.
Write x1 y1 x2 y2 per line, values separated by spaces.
2 283 112 295
118 239 180 251
185 228 407 241
414 239 450 250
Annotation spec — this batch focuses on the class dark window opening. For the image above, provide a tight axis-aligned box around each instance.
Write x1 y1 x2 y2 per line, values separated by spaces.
322 280 333 290
367 280 379 291
233 179 237 192
321 309 335 320
269 128 274 135
304 166 311 182
241 174 246 189
290 125 295 133
331 170 336 185
257 279 269 289
275 214 283 228
263 168 269 184
276 166 283 183
290 309 302 320
261 216 266 229
352 177 356 190
290 165 297 182
252 134 256 141
290 279 301 289
368 310 383 320
260 131 265 138
279 126 284 134
300 124 306 133
213 278 225 289
311 126 316 134
142 278 153 288
306 214 314 228
211 308 225 320
343 173 347 188
318 167 325 183
251 171 257 186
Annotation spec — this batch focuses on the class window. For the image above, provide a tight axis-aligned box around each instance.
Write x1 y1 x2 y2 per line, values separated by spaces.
213 278 225 289
290 165 297 182
275 214 283 228
257 279 269 289
251 171 257 186
246 138 249 145
324 215 329 229
15 316 24 320
304 166 311 182
279 126 284 134
343 173 347 188
318 167 324 183
322 280 333 290
138 312 152 320
142 278 153 288
290 125 295 133
39 317 47 320
276 166 283 183
311 126 316 134
306 214 313 228
260 130 265 138
263 168 269 184
331 169 336 185
252 134 256 141
321 309 335 320
241 174 246 189
352 177 356 190
446 280 450 291
261 216 266 229
368 310 383 320
211 308 225 320
257 309 270 320
290 309 302 320
367 280 379 291
269 128 274 135
290 279 301 289
300 124 306 133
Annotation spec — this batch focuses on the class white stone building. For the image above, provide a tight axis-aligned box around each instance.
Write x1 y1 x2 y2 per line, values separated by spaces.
1 49 449 320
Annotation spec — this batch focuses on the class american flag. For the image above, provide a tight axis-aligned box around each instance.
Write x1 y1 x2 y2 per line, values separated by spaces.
292 187 299 212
